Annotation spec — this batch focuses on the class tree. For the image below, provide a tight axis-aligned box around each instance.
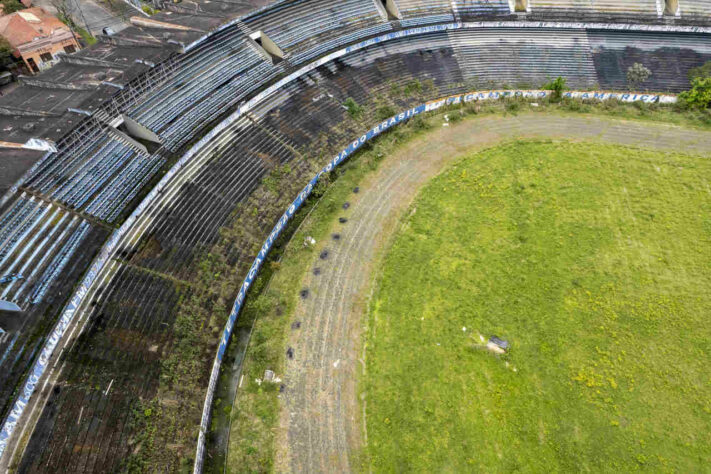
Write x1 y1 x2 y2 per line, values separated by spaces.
50 0 78 29
679 77 711 109
626 63 652 89
0 0 24 14
0 36 12 60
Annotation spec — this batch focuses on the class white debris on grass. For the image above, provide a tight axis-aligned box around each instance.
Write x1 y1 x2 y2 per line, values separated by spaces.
304 236 316 247
462 327 467 332
333 359 340 368
262 370 282 383
486 341 506 354
264 369 275 382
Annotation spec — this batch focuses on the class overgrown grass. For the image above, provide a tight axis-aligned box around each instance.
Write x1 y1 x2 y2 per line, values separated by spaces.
365 140 711 472
455 96 711 131
76 27 96 46
223 115 437 473
222 104 711 472
555 97 711 129
133 96 711 472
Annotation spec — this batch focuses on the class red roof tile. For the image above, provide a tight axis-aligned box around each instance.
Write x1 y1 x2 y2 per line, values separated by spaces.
0 7 70 49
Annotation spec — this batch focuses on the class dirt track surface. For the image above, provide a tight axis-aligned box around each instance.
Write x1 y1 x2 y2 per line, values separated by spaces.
274 112 711 473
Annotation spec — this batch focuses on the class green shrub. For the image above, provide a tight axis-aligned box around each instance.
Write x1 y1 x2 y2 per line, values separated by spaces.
403 80 423 96
679 77 711 109
543 76 567 101
463 103 479 115
505 100 521 113
688 61 711 82
344 97 363 119
448 111 463 122
561 98 592 113
422 79 436 93
409 115 431 131
375 105 397 121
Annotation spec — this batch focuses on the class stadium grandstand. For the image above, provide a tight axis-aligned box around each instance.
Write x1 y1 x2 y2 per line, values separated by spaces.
0 0 709 472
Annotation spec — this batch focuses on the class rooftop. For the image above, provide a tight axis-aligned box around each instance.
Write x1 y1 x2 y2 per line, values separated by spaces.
0 7 69 49
0 147 43 197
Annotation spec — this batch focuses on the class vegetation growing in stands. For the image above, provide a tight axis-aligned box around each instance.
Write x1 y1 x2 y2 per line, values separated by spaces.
375 104 397 121
223 113 438 473
403 79 423 96
366 140 711 472
389 79 435 98
123 94 710 472
344 98 363 119
76 27 97 46
121 153 322 471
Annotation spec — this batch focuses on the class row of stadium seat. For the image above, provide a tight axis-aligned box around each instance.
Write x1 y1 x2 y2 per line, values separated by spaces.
0 194 92 306
29 221 91 304
243 0 384 57
449 28 598 89
7 3 711 470
119 0 711 146
84 153 165 222
129 33 265 132
684 0 711 18
529 0 659 15
455 0 513 18
24 129 155 214
132 116 298 277
396 0 452 18
159 60 279 150
17 117 305 471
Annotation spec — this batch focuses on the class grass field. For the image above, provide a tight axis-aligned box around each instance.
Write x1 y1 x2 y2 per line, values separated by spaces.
365 140 711 472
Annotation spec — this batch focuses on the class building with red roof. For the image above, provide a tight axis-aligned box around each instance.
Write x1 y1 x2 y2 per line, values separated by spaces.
0 6 79 74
